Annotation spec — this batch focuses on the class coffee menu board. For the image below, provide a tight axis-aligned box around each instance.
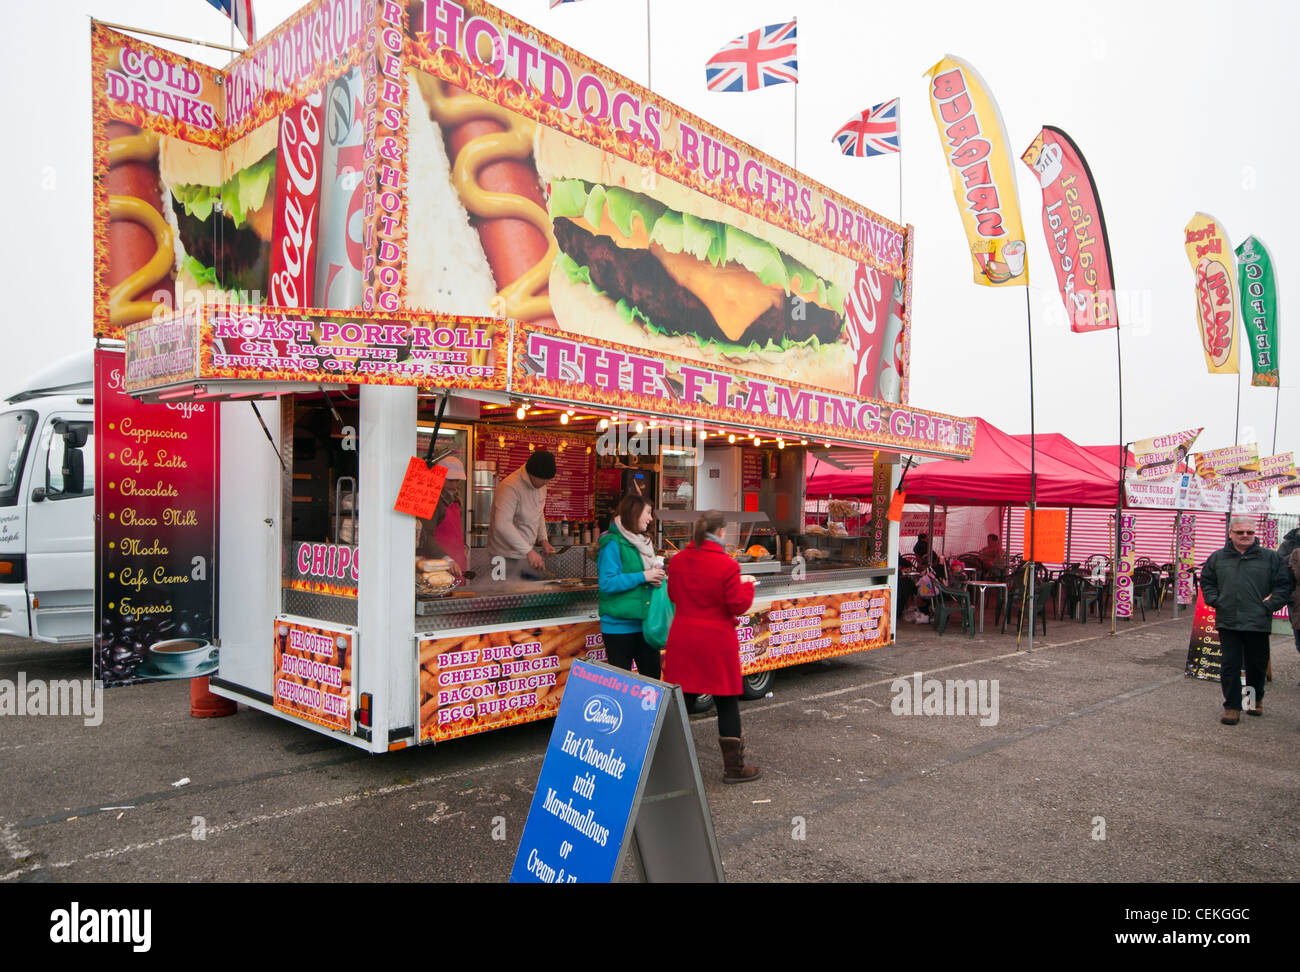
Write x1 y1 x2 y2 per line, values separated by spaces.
94 349 219 685
741 450 764 491
475 426 595 520
738 588 892 675
1185 591 1222 681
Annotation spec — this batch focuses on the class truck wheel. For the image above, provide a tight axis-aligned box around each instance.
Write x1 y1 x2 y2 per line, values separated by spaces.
741 671 773 699
685 693 714 714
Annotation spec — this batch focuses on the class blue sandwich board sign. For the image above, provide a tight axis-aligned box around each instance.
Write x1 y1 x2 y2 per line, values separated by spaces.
510 660 722 883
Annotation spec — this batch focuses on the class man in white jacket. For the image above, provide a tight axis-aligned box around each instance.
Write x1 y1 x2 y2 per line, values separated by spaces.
487 450 557 579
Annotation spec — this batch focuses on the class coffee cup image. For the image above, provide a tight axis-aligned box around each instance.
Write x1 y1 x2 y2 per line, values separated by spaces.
1002 240 1026 276
148 638 219 676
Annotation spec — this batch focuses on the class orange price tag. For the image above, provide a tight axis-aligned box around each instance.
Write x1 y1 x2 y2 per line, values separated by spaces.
887 491 906 522
395 458 448 519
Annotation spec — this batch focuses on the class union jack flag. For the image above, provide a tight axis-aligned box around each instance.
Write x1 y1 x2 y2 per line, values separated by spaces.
832 99 900 157
205 0 256 44
705 20 798 93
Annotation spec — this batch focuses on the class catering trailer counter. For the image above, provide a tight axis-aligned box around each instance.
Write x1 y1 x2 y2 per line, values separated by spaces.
102 1 975 751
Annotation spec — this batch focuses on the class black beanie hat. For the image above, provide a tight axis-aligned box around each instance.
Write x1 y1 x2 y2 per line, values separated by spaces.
525 450 557 479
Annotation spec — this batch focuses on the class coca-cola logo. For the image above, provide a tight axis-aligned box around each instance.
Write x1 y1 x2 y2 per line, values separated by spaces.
843 262 887 397
269 91 324 309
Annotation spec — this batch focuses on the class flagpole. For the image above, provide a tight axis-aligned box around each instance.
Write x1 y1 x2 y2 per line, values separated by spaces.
645 0 652 90
93 18 245 53
897 100 904 223
1227 352 1242 534
793 78 798 170
1272 384 1280 456
1025 287 1037 653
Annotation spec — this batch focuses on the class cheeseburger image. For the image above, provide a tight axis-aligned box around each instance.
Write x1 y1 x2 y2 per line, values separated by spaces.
159 119 278 299
535 127 856 391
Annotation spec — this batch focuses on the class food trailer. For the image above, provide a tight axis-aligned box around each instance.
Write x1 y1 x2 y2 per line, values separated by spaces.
97 0 975 752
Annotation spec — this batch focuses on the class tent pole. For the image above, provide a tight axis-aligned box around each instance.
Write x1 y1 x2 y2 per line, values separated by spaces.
1065 508 1073 566
927 500 935 569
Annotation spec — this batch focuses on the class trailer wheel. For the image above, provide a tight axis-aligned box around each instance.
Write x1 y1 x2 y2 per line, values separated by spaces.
741 671 773 699
685 693 715 714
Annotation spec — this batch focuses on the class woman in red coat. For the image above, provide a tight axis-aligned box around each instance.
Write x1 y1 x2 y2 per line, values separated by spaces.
663 511 761 783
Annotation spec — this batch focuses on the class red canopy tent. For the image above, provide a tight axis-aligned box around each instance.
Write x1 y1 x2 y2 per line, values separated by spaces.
1081 444 1135 470
1010 433 1123 505
885 418 1118 508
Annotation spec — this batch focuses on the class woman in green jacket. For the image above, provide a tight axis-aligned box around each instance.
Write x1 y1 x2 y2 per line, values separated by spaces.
597 494 665 678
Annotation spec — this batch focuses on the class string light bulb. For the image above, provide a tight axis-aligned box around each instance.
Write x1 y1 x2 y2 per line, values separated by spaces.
598 418 609 431
560 413 569 424
727 433 736 444
516 405 526 420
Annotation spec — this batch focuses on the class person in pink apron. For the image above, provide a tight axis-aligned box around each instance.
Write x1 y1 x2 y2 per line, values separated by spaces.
419 455 468 574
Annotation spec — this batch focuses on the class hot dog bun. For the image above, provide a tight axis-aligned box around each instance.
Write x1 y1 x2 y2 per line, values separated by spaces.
405 71 500 314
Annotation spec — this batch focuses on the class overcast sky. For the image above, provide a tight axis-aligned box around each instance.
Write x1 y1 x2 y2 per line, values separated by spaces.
7 0 1297 508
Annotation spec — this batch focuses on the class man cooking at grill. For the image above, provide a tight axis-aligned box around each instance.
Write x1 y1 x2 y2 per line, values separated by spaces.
487 450 558 580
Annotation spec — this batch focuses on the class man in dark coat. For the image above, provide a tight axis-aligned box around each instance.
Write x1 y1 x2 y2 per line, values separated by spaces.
1200 516 1293 724
1276 526 1300 563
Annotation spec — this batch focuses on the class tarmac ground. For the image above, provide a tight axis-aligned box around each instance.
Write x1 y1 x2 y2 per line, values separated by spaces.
1 602 1297 884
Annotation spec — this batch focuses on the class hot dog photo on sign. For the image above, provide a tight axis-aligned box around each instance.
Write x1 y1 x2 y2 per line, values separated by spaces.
403 47 901 399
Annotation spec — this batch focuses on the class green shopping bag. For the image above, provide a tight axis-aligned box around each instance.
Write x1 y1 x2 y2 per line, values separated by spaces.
644 583 675 648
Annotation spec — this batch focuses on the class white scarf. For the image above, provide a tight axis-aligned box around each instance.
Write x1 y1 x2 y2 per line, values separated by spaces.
614 516 656 569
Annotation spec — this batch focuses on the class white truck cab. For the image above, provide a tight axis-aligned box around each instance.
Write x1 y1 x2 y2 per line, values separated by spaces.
0 352 95 643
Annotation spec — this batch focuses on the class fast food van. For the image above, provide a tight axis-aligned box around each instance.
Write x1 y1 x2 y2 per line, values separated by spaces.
96 0 975 751
0 353 96 644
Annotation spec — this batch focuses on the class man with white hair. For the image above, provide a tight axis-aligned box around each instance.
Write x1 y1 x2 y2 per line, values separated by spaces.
1199 516 1293 724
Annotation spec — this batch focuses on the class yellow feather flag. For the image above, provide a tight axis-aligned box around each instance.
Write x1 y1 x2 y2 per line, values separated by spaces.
1183 212 1240 374
926 55 1028 288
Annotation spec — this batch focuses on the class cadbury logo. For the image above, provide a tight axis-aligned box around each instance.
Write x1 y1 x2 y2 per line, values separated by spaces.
583 695 623 733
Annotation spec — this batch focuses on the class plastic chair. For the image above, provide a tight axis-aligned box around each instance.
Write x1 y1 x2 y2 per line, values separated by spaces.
1130 567 1154 621
1078 577 1109 623
1059 571 1085 620
1001 576 1055 635
1156 563 1176 609
1084 554 1111 575
931 580 974 638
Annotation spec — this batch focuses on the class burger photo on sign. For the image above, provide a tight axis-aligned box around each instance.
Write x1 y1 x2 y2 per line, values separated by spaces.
535 127 857 393
159 120 278 301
